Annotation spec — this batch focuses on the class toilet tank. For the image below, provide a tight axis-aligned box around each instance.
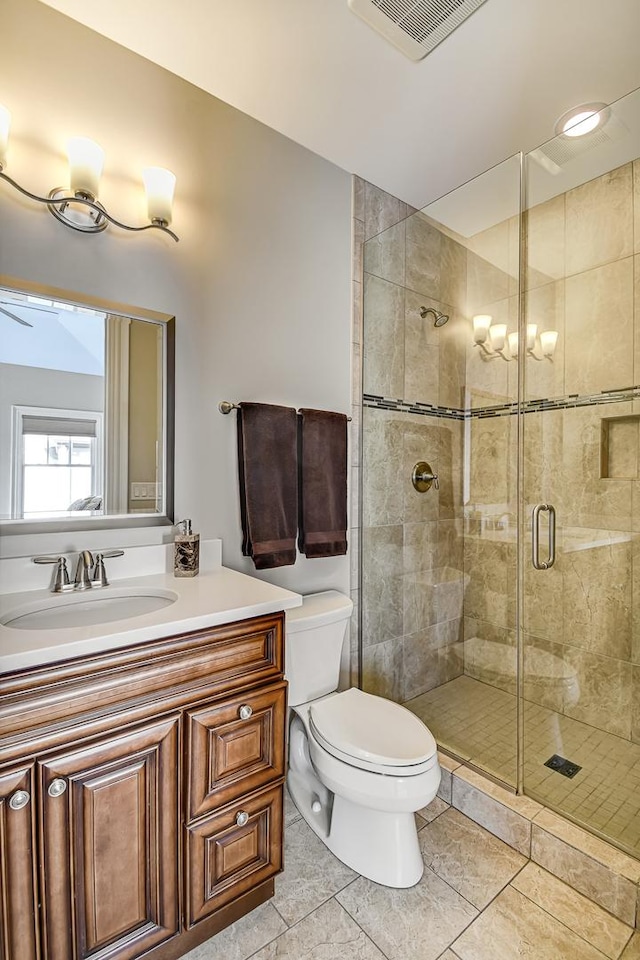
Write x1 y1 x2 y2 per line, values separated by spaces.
285 591 354 706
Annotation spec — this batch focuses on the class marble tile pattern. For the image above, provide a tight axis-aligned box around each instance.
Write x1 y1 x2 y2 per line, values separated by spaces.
272 817 356 926
250 898 386 960
181 902 286 960
451 765 535 856
408 674 640 859
531 823 638 926
336 868 478 960
512 862 633 959
452 885 610 960
419 807 526 908
190 801 637 960
356 160 640 859
565 163 634 276
623 934 640 959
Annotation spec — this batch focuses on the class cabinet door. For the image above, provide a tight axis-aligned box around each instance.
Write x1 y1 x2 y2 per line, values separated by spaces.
0 765 39 960
39 716 179 960
185 783 283 928
186 681 286 820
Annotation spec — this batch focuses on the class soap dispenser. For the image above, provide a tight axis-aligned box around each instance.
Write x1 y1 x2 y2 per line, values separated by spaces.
174 519 200 577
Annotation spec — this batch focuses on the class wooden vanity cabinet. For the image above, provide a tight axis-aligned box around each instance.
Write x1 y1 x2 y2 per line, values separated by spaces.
0 765 39 960
0 611 287 960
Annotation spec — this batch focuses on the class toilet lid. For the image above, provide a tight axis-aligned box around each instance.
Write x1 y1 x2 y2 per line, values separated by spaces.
309 688 437 767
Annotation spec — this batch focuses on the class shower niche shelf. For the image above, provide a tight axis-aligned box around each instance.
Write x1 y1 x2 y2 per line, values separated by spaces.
600 415 640 479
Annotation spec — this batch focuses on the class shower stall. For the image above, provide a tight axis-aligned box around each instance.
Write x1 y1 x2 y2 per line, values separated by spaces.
358 85 640 859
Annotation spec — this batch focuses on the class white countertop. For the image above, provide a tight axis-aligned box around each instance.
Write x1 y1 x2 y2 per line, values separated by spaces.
0 566 302 674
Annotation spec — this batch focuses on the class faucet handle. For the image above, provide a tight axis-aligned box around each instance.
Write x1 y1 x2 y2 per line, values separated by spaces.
91 549 124 587
33 556 71 593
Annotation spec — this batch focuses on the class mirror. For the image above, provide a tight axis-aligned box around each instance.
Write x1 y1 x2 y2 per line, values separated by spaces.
0 277 174 534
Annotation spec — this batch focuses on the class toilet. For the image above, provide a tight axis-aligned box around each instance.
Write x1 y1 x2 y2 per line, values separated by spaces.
285 591 441 888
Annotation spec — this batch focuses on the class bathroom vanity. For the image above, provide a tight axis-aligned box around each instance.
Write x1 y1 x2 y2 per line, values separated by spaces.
0 552 300 960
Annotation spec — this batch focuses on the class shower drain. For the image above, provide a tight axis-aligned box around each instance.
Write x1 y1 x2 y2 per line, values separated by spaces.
544 754 582 779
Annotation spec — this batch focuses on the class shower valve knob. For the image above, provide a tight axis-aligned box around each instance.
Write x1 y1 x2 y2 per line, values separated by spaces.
412 461 439 493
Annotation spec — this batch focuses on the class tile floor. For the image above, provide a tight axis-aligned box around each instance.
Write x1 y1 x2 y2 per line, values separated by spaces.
406 675 640 856
184 788 639 960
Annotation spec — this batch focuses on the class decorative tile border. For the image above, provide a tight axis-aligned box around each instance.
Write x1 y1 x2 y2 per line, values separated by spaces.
364 386 640 421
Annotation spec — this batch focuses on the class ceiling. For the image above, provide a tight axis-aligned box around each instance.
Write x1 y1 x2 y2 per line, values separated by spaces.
38 0 640 209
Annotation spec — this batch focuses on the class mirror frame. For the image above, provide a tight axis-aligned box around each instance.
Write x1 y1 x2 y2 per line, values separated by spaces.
0 274 175 535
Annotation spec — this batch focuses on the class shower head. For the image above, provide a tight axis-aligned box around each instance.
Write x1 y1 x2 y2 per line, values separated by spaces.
420 306 449 327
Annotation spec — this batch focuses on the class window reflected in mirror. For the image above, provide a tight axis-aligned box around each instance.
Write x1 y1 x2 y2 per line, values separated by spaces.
0 282 173 528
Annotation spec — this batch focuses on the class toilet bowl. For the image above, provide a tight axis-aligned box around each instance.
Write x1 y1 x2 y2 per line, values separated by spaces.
285 591 440 888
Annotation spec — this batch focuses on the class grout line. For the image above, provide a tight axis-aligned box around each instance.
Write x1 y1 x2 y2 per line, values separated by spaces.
333 879 395 960
507 873 633 959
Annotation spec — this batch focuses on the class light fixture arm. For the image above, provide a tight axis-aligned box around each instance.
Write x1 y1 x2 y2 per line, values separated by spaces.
474 340 511 362
0 169 179 242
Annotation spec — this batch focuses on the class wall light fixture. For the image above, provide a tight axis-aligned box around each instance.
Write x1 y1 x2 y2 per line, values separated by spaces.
0 106 179 242
473 315 558 362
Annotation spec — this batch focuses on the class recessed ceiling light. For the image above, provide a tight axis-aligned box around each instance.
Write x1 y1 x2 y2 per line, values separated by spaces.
555 102 609 138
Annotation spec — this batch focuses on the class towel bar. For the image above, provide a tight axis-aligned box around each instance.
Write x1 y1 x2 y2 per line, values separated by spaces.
218 400 352 421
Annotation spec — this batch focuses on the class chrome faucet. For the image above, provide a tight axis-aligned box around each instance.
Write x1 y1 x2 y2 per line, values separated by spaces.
73 550 94 590
34 548 126 592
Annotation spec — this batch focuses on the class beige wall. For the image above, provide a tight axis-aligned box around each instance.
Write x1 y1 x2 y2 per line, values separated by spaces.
0 0 351 596
127 321 161 511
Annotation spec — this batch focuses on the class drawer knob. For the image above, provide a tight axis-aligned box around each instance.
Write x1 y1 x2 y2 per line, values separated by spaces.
235 810 249 827
238 704 253 720
48 778 67 798
9 789 30 811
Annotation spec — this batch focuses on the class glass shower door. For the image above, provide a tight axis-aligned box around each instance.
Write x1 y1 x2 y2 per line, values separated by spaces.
521 87 640 856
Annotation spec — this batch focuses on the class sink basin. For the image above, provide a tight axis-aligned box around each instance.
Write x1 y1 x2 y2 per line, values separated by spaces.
1 587 179 630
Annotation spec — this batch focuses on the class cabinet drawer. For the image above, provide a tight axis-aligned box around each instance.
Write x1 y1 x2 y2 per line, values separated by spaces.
185 783 283 928
0 614 283 754
186 681 286 821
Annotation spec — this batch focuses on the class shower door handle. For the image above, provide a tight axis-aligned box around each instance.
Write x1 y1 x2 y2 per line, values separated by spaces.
532 503 556 570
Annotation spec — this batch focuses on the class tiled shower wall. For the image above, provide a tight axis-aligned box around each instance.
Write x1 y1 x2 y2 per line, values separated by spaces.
460 160 640 747
519 160 640 744
354 178 470 702
350 178 416 686
355 158 640 752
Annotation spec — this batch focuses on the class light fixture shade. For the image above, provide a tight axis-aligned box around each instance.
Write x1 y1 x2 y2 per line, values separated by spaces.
473 314 492 344
488 323 507 351
142 167 176 226
67 137 104 198
526 323 538 351
540 330 559 357
555 102 609 139
0 104 10 168
507 331 519 357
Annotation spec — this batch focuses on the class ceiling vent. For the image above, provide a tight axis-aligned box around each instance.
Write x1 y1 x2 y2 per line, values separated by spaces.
529 115 627 176
348 0 489 61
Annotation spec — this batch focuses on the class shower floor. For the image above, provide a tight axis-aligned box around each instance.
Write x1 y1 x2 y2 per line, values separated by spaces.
406 674 640 857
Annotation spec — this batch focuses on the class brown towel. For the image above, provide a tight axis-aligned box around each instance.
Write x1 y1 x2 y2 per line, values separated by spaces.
298 409 348 558
237 402 298 569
